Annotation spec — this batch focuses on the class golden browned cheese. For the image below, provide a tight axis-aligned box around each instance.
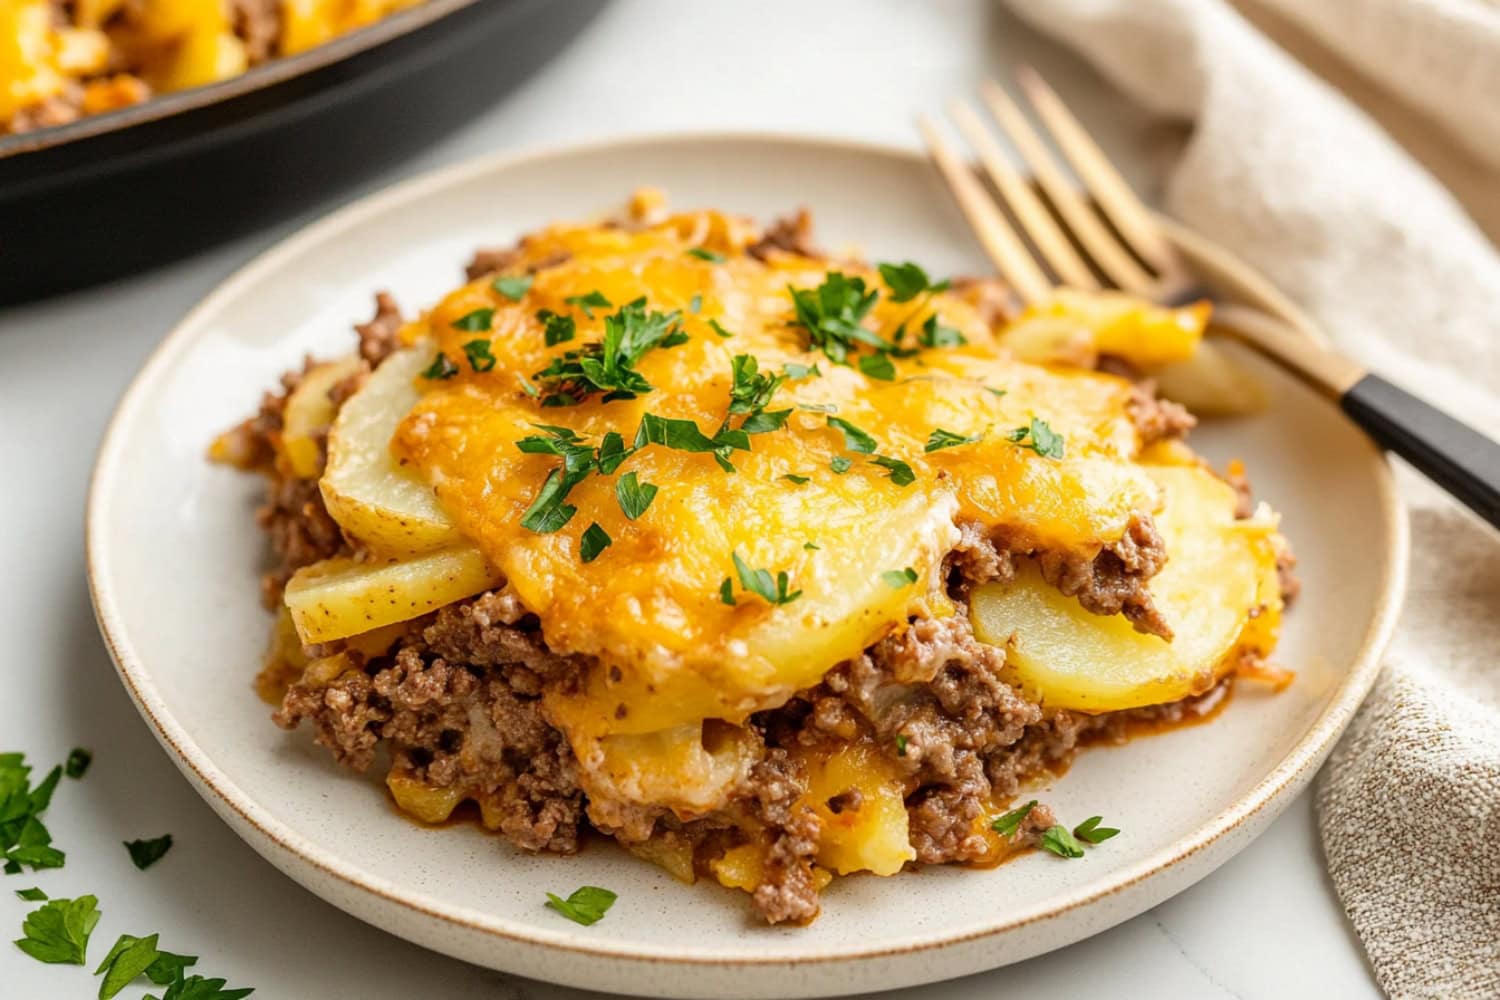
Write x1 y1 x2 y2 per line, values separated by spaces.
387 212 1169 750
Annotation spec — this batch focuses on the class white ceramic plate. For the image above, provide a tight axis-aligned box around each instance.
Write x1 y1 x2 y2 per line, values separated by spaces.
87 134 1407 999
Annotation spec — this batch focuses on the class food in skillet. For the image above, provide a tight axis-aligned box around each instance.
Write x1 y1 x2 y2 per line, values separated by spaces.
213 190 1296 925
1 0 422 133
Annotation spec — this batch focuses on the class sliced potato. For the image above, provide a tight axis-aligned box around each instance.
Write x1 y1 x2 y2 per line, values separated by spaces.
321 346 462 555
800 743 913 877
1001 289 1207 372
282 355 364 479
970 464 1281 713
283 545 503 644
1152 341 1269 417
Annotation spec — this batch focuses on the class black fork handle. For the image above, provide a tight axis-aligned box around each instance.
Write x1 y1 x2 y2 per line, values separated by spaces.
1341 374 1500 532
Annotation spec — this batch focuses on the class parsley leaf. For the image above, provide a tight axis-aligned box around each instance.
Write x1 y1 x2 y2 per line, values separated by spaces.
725 353 791 435
537 309 576 347
895 734 908 756
145 970 254 1000
1040 825 1086 859
803 541 820 550
564 290 612 319
826 416 878 454
615 471 658 520
544 886 616 926
124 835 172 871
1 754 65 873
635 413 748 458
719 578 736 606
788 273 887 364
1007 418 1066 460
534 298 687 405
688 294 702 314
918 314 967 348
871 455 915 486
925 427 983 452
15 887 46 901
782 474 810 485
579 523 611 563
830 456 852 474
420 352 458 381
451 308 495 332
1073 816 1121 845
782 362 821 380
708 319 735 339
686 248 725 263
64 748 91 779
14 894 99 965
462 339 496 373
492 275 533 301
97 932 165 999
880 567 919 589
877 261 949 303
857 353 896 381
731 552 802 606
990 800 1037 838
520 468 581 534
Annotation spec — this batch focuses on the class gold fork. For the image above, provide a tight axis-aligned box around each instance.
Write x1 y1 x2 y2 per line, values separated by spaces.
919 69 1500 533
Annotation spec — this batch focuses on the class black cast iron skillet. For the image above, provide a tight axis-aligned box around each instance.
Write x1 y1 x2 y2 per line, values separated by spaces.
0 0 608 304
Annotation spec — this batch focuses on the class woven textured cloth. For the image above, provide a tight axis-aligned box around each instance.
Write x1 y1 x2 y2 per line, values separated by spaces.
1001 0 1500 996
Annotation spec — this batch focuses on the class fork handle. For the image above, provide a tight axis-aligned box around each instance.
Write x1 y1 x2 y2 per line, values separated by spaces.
1341 373 1500 532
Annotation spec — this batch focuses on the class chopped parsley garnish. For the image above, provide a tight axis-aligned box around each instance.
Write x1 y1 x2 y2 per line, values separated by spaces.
545 885 617 926
420 352 459 381
719 578 736 606
788 273 888 364
798 402 838 414
803 541 820 550
727 354 790 434
15 887 46 901
895 734 908 756
1040 825 1086 859
880 567 919 589
124 835 172 871
538 309 576 346
925 427 983 452
492 275 533 301
1007 417 1066 460
14 894 99 964
614 471 657 520
64 748 91 780
688 294 702 314
95 932 201 999
708 319 734 339
579 523 611 563
985 386 1008 398
533 298 688 405
877 261 949 303
990 800 1037 838
462 339 496 373
564 290 612 319
918 314 967 348
1 752 65 873
857 353 896 381
731 552 802 606
451 307 495 332
871 455 915 486
1073 816 1120 844
782 474 810 485
146 970 254 1000
782 362 821 379
826 416 877 454
635 412 748 472
520 468 581 534
687 248 726 263
830 456 852 474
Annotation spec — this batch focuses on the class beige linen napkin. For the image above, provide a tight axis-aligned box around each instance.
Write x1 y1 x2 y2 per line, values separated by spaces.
1000 0 1500 996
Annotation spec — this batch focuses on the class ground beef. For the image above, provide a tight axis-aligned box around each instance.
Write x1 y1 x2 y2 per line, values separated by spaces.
743 751 821 924
748 209 819 261
355 292 405 368
1128 382 1196 445
230 0 282 63
6 89 81 133
464 247 520 282
1035 511 1172 639
255 473 345 606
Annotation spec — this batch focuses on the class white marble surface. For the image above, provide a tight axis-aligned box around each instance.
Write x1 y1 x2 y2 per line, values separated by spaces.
0 1 1383 996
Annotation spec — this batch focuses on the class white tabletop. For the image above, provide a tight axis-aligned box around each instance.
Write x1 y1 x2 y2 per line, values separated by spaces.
0 2 1382 996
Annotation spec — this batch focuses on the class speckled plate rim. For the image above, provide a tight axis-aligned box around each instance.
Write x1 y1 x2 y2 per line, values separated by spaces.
85 132 1409 974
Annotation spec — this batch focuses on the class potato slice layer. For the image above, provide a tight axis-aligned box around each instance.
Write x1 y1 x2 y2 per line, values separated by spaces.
282 355 364 479
320 347 462 554
970 464 1281 713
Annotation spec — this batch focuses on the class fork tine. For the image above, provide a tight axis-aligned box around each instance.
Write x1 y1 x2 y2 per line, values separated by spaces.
917 114 1052 304
1014 66 1180 277
948 99 1100 291
977 79 1157 296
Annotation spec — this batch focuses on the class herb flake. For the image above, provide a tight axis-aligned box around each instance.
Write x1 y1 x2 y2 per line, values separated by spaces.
451 307 495 332
492 275 533 301
64 748 91 780
880 567 919 589
579 523 612 563
1040 825 1086 859
124 835 172 871
14 894 99 965
1007 418 1066 460
545 886 617 926
731 552 801 606
990 800 1037 838
1073 816 1120 845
